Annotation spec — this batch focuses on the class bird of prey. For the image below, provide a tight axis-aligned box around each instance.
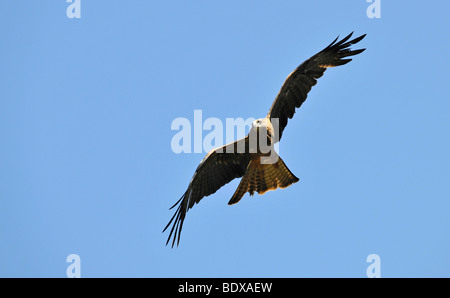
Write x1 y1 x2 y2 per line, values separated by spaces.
164 32 366 247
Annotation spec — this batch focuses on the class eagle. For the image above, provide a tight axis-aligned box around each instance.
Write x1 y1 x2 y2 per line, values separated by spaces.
164 32 366 247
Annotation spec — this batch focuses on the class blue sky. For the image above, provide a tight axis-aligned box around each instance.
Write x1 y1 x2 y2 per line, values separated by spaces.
1 1 449 277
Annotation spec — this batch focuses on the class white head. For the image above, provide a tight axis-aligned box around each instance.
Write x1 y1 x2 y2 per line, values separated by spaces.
251 118 268 129
249 118 274 149
248 118 278 159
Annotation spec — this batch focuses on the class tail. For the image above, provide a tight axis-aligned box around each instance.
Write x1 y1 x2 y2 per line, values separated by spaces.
228 155 299 205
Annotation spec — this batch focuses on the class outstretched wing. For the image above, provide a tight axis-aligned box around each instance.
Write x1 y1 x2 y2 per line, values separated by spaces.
267 32 366 140
163 138 251 247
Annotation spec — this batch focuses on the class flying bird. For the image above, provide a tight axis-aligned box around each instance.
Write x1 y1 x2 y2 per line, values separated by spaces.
164 32 366 247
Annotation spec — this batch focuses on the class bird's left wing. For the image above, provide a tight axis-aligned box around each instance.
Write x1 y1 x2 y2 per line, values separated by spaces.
163 138 251 247
267 32 366 140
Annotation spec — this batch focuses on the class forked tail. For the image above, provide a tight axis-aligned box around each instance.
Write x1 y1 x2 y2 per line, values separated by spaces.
228 156 299 205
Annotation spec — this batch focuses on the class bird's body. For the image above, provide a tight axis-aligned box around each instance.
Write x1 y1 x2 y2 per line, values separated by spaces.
164 32 366 247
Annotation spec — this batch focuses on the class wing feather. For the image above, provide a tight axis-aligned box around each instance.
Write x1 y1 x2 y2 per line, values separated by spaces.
267 32 366 140
163 138 251 247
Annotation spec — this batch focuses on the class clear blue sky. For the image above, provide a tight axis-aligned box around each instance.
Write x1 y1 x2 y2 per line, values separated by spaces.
1 1 449 277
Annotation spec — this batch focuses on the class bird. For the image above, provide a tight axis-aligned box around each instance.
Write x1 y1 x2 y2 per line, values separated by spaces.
163 32 366 247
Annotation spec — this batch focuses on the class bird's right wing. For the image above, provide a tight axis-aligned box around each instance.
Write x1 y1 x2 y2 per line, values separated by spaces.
163 138 251 247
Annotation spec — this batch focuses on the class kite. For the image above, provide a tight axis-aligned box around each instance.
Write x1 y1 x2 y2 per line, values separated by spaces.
164 32 366 247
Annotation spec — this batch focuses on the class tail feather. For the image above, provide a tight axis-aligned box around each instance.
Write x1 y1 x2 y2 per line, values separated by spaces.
228 156 299 205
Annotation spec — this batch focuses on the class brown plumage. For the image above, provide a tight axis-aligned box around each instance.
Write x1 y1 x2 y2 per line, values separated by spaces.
228 154 299 205
164 32 366 247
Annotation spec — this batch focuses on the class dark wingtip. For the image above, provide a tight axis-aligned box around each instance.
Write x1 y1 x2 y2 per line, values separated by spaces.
169 194 184 210
339 32 354 45
349 33 367 45
325 32 366 51
325 34 340 49
163 193 186 248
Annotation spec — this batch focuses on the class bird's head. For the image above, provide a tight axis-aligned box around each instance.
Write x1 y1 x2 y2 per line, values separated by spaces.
249 118 274 145
252 118 266 129
250 118 270 135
